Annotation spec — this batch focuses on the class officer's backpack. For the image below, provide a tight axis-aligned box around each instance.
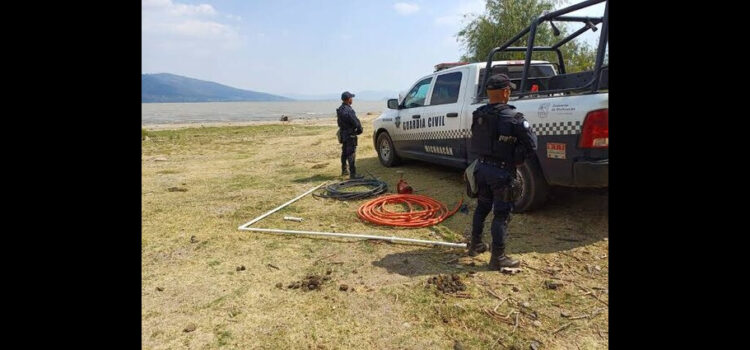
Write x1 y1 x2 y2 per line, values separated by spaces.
471 105 533 166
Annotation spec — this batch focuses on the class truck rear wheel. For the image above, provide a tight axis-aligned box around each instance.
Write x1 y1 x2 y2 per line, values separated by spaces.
512 159 549 212
376 132 401 167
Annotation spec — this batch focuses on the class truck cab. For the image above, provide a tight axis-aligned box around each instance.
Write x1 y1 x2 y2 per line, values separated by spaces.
375 61 558 169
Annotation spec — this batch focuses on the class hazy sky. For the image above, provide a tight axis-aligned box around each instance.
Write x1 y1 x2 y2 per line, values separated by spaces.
142 0 606 96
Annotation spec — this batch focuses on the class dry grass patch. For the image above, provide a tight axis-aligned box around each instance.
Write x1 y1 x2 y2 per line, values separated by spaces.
142 115 608 349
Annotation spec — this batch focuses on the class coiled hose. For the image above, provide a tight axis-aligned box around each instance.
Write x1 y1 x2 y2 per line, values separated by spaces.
312 178 388 200
357 194 463 228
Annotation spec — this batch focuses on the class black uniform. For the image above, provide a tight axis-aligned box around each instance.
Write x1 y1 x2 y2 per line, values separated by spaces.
336 103 362 175
469 102 537 253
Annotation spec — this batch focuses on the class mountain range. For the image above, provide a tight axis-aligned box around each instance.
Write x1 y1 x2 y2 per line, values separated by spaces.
142 73 398 103
142 73 292 103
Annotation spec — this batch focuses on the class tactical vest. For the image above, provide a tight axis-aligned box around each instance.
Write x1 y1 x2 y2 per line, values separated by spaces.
337 105 354 137
470 104 522 163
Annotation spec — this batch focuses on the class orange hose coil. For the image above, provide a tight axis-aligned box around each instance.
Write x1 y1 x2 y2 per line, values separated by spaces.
357 194 463 228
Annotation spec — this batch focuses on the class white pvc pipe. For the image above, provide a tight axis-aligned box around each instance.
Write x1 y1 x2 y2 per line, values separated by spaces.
237 182 326 230
240 227 467 248
237 182 467 249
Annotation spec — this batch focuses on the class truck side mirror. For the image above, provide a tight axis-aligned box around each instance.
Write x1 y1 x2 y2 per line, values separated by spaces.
387 99 399 109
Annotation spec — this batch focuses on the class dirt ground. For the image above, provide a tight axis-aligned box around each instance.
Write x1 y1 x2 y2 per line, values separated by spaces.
142 113 608 349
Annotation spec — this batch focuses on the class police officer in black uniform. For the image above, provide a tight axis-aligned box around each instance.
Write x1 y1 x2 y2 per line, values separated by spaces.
337 91 364 179
467 74 538 270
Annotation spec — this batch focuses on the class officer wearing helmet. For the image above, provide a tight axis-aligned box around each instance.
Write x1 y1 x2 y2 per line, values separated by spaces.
467 74 538 270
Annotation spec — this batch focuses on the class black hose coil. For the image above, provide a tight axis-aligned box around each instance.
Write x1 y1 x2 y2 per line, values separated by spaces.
313 178 388 200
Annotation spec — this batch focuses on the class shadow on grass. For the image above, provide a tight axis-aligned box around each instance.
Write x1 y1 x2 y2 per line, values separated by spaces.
356 155 608 276
371 247 465 277
292 174 339 183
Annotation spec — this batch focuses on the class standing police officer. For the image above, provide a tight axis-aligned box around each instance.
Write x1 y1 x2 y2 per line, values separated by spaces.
337 91 363 179
467 74 538 270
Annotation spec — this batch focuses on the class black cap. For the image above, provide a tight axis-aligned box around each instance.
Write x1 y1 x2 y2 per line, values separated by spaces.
486 74 516 90
341 91 355 100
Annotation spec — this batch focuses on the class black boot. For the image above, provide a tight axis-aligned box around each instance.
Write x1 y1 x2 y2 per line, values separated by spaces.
349 173 364 179
341 167 349 176
467 235 488 257
488 245 520 270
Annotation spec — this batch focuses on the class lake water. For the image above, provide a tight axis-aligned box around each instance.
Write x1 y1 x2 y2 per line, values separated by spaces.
141 100 387 125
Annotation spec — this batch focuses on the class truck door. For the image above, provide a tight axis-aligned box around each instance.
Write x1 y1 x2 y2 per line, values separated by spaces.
418 69 468 167
395 76 433 157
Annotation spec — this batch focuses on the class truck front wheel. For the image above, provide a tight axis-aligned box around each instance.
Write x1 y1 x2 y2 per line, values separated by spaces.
376 132 401 167
512 159 549 212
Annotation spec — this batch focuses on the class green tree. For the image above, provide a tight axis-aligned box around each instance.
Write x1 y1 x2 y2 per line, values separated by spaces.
457 0 600 73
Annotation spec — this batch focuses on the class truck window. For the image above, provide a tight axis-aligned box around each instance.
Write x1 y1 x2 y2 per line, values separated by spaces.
478 64 556 95
430 72 462 105
403 77 433 108
505 65 555 79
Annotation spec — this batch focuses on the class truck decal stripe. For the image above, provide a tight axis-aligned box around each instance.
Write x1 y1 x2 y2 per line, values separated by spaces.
533 121 582 136
390 121 581 142
391 129 471 141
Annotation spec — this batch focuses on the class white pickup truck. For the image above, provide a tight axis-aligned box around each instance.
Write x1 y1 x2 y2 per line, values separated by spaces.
371 0 608 212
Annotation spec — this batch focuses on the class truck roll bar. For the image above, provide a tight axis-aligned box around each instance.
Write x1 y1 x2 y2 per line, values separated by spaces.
476 0 608 102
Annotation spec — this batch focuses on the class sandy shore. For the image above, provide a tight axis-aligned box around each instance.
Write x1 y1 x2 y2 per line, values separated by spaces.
143 111 383 131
